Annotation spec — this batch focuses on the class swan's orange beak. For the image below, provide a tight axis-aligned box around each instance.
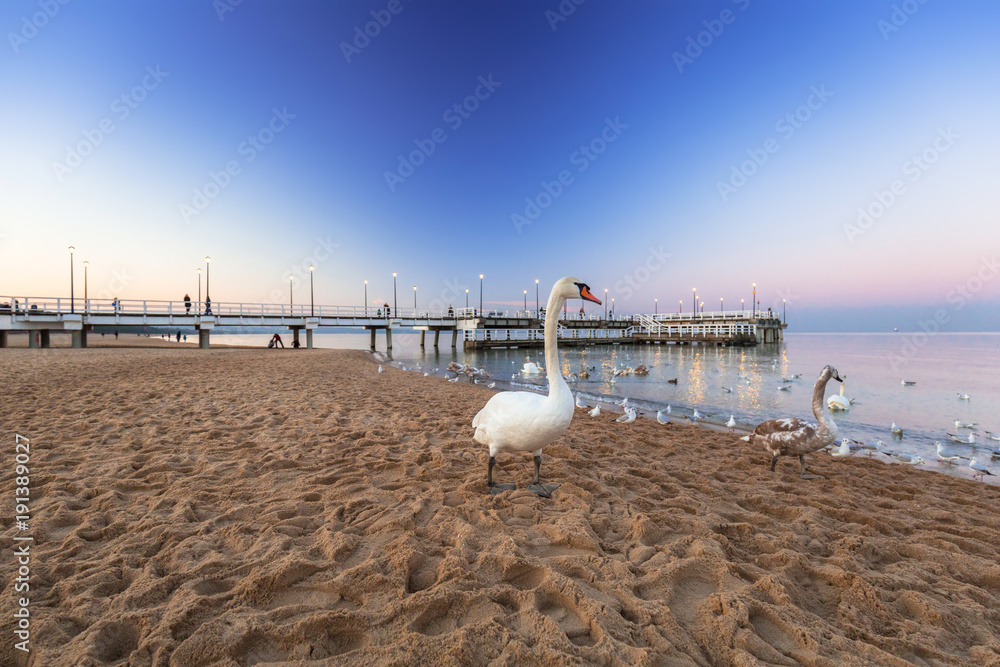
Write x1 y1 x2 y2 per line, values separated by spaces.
580 285 601 304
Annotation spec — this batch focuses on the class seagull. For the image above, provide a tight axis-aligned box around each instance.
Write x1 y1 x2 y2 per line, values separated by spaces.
448 376 459 383
656 410 670 425
969 457 994 481
378 365 384 373
792 373 802 379
947 432 977 445
954 420 978 430
935 441 968 465
778 385 791 391
885 452 924 465
423 372 429 377
726 415 736 431
722 386 734 393
575 395 588 409
615 408 637 424
830 439 854 458
588 405 601 418
692 409 703 421
901 380 917 386
890 422 903 438
665 405 672 414
488 382 496 389
985 430 1000 441
857 440 885 457
957 393 971 400
617 397 630 408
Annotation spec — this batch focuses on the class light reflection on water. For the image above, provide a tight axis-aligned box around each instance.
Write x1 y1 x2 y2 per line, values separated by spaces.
212 331 1000 484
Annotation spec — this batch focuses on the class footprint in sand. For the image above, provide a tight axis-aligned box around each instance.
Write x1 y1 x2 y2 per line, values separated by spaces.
534 589 596 647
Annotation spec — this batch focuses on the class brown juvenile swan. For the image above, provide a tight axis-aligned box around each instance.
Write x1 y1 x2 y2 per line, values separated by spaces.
747 365 843 479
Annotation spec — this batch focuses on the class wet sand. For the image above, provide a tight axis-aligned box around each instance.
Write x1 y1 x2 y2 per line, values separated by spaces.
2 346 999 666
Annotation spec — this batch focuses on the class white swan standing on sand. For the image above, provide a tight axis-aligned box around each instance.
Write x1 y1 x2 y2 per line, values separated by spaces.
472 278 601 497
746 365 843 479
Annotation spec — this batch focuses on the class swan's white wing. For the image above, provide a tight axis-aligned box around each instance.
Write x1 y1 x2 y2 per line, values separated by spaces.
473 391 572 455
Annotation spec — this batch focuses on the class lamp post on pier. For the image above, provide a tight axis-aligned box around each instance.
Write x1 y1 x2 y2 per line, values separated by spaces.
604 288 608 319
205 256 211 309
413 285 417 312
289 274 294 311
479 273 484 315
309 265 315 316
752 282 756 319
523 289 527 312
197 268 202 310
783 298 786 324
700 301 704 315
535 279 539 317
465 289 469 309
392 272 397 315
692 288 696 318
720 297 724 314
363 280 368 316
654 298 658 314
68 246 75 313
678 300 682 314
83 260 89 311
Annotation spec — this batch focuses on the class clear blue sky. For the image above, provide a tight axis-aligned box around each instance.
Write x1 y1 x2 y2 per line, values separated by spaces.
1 0 998 330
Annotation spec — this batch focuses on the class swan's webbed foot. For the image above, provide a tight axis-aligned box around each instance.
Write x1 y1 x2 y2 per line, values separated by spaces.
799 455 824 480
488 455 515 495
527 455 559 498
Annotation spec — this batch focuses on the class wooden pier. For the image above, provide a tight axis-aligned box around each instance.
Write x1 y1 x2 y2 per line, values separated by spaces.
0 297 786 350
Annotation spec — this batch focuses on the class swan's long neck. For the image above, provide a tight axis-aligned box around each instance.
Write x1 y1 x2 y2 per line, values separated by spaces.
543 287 569 400
812 373 837 438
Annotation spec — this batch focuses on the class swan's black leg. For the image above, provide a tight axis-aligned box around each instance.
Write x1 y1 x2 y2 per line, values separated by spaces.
770 456 778 472
799 454 824 480
488 455 515 495
528 454 559 498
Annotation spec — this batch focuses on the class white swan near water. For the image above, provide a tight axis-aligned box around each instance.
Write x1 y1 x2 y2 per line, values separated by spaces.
473 278 601 497
747 365 843 479
827 382 851 411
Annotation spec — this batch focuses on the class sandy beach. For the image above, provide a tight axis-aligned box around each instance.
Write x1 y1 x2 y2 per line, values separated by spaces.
2 346 1000 666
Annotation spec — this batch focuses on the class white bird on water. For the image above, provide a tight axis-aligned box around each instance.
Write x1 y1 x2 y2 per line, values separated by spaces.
969 457 994 481
726 415 736 431
890 422 903 438
901 380 917 386
935 441 968 465
473 278 602 497
947 432 977 445
722 386 734 393
588 405 601 418
615 408 637 424
984 430 1000 441
957 393 971 401
692 409 703 421
954 420 978 430
656 410 670 425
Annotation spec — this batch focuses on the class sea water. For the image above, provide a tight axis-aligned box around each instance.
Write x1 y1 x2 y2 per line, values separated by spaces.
212 331 1000 484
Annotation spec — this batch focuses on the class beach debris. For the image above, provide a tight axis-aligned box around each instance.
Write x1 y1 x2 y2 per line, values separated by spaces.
969 457 994 481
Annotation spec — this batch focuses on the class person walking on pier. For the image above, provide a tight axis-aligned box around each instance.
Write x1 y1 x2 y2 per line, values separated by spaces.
205 297 212 315
184 294 191 314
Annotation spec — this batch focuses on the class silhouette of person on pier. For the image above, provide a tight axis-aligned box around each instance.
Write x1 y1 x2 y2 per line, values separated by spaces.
184 294 191 314
205 297 212 315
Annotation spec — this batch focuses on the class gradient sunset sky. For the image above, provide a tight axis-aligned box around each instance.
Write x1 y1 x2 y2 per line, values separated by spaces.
1 1 997 331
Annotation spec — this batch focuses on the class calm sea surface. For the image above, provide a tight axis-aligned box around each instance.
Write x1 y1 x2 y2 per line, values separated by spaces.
211 331 1000 484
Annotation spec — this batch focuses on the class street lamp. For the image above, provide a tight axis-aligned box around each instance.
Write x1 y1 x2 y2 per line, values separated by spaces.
783 298 786 324
700 301 704 315
611 297 615 319
741 298 744 315
392 272 397 315
363 280 368 316
604 288 608 319
678 300 682 314
413 285 417 311
83 260 89 311
535 279 539 317
68 246 75 313
197 268 202 309
720 297 724 314
523 289 527 312
692 287 696 318
309 265 315 317
752 282 756 318
205 256 211 307
289 274 294 310
479 273 484 315
465 288 469 309
654 298 658 314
